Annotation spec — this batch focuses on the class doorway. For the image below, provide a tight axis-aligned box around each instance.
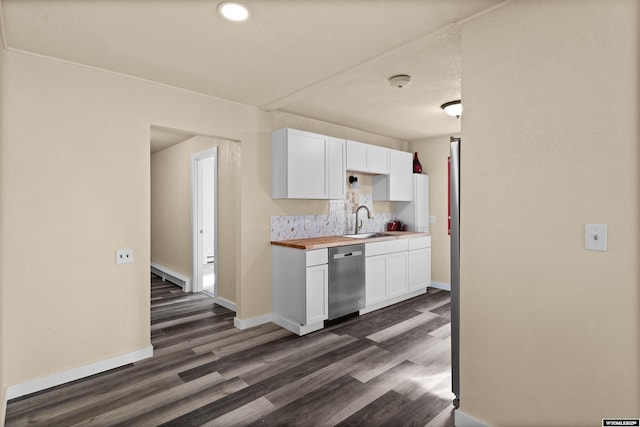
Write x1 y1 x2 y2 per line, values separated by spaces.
192 147 218 296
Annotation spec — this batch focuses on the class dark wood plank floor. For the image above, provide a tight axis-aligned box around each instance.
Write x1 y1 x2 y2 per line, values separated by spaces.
6 275 454 426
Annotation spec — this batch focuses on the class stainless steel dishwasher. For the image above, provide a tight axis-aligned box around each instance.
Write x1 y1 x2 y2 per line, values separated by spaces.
328 243 365 320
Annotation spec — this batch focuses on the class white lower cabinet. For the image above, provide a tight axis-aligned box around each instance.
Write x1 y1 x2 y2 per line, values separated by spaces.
364 255 388 306
408 247 431 292
387 252 409 297
366 251 408 306
305 264 329 325
272 235 431 334
272 246 328 335
363 236 430 313
408 236 431 292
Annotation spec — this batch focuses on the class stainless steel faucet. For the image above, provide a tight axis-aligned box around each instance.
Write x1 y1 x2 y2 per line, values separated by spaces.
354 205 372 234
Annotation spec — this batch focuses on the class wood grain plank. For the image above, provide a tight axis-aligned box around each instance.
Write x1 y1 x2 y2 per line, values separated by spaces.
124 377 250 427
335 390 412 427
366 311 439 342
6 275 454 427
265 345 383 407
69 372 226 426
246 375 367 427
200 397 276 427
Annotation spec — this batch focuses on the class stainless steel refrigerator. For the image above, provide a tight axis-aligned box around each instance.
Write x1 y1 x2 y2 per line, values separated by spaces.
450 137 461 408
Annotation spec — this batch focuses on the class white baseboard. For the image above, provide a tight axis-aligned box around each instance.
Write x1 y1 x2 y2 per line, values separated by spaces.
213 296 237 312
1 392 5 427
360 288 427 315
455 409 490 427
6 345 153 400
430 281 451 291
150 262 192 291
272 314 324 336
233 313 272 330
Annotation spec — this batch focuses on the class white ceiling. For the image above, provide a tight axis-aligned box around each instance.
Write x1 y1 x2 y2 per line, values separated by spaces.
1 0 504 145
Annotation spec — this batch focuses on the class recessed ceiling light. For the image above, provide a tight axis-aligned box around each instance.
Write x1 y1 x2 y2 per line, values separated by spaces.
217 2 250 22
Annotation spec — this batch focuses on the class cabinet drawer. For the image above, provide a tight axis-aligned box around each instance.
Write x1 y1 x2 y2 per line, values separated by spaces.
365 239 409 257
306 248 328 267
408 236 431 250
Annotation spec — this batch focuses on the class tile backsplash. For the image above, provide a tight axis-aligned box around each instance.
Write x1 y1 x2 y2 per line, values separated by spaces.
271 192 394 241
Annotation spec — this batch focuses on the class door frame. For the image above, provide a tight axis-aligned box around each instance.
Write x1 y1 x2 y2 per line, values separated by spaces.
191 147 218 294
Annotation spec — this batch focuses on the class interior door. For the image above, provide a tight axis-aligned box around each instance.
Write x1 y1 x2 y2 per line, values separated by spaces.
192 147 217 295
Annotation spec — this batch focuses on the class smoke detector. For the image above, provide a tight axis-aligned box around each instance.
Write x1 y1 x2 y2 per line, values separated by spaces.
389 74 411 88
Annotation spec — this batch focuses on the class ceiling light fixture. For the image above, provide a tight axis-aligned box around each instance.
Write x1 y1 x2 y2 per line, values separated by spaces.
217 2 250 22
389 74 411 88
441 100 462 118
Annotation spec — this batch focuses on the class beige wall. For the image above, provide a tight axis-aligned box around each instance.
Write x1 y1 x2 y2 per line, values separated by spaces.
151 135 239 303
410 134 458 286
0 49 257 390
460 1 639 425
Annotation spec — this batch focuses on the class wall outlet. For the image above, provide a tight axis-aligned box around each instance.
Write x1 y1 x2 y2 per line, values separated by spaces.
116 248 134 264
304 220 311 230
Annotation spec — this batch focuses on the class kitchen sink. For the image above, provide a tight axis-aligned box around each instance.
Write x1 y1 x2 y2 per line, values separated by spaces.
343 232 394 239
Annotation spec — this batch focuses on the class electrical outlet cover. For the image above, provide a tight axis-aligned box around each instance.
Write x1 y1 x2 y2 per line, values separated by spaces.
585 224 607 251
116 248 134 264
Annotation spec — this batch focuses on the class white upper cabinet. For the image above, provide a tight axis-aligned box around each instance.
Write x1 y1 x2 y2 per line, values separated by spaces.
372 149 413 201
345 140 367 171
366 144 390 174
346 140 389 174
271 128 345 200
327 136 346 200
397 174 429 232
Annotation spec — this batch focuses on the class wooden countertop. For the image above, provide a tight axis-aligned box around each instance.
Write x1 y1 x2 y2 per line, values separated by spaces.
271 231 430 250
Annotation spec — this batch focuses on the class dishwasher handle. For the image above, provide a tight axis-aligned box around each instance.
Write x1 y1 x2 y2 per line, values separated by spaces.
332 250 363 259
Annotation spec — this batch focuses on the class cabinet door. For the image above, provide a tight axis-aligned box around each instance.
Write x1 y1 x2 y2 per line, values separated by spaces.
408 248 431 291
305 264 328 325
327 137 346 200
386 251 408 298
372 150 413 202
388 150 412 201
346 140 368 171
414 174 429 231
365 255 387 306
367 145 390 174
287 130 328 199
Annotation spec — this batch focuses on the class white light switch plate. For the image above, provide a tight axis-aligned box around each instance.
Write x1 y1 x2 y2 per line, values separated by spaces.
585 224 607 251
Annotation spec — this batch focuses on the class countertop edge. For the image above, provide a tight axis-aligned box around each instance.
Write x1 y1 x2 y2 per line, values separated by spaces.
271 232 430 250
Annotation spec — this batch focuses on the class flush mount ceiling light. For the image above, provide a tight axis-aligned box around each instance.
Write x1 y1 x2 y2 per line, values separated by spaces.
217 2 250 22
441 100 462 118
389 74 411 88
